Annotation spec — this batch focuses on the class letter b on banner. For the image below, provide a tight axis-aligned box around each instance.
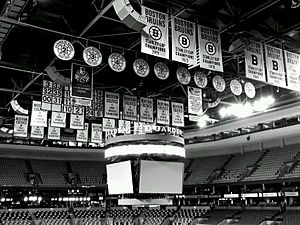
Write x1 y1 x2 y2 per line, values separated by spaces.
251 55 258 66
272 60 278 71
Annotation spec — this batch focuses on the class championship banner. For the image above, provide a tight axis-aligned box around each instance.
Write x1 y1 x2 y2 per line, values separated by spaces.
245 40 266 82
71 63 93 99
171 16 197 65
30 101 48 127
198 25 223 72
70 113 84 130
139 97 153 123
118 120 131 134
30 126 44 139
13 115 29 138
48 125 60 140
284 50 300 91
104 92 120 119
50 112 66 128
102 118 116 131
141 6 169 59
156 99 170 125
188 86 202 115
265 44 286 88
171 102 184 127
91 123 103 144
123 95 138 121
76 123 89 142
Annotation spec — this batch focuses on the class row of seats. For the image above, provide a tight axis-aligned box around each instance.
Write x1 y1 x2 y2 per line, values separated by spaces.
143 209 175 225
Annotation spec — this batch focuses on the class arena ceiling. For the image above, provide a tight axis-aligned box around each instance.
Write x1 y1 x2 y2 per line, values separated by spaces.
0 0 299 131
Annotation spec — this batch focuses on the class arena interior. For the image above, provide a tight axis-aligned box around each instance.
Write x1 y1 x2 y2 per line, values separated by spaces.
0 0 300 225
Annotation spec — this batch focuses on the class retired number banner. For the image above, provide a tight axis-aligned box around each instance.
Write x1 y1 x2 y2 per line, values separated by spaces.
104 92 119 119
14 115 29 138
284 50 300 91
91 123 103 144
71 63 93 99
171 102 184 127
30 126 44 139
30 101 48 127
245 40 266 82
265 45 286 88
139 97 153 123
188 86 202 115
198 25 223 72
156 99 169 125
51 112 66 128
102 118 116 131
48 125 60 140
141 6 169 59
123 95 138 121
171 16 197 65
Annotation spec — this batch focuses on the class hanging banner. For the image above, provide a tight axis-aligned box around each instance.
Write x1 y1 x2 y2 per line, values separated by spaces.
284 50 300 91
139 97 153 123
198 25 223 72
104 92 119 119
245 40 266 82
134 122 145 134
188 86 202 115
30 126 44 139
50 112 66 128
51 82 63 112
118 120 131 134
123 95 138 121
171 16 197 65
30 101 48 127
103 118 116 131
171 102 184 127
48 125 60 140
265 44 286 88
91 123 103 144
76 123 89 142
71 63 93 99
70 113 84 130
41 80 53 111
157 99 170 125
141 6 169 59
13 115 29 138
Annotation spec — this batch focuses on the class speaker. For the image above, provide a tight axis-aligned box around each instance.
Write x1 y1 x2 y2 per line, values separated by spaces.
45 66 71 86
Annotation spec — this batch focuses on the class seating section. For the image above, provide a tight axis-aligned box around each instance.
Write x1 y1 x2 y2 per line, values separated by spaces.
173 208 207 225
0 210 31 225
34 209 70 225
0 158 28 186
143 208 175 225
244 145 300 181
185 155 231 184
31 160 68 186
109 208 141 225
74 208 106 225
214 151 263 183
233 210 275 225
284 163 300 179
281 210 300 225
71 161 106 185
199 209 237 225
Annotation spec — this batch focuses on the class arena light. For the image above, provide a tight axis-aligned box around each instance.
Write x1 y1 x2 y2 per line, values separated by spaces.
252 96 275 112
105 144 186 158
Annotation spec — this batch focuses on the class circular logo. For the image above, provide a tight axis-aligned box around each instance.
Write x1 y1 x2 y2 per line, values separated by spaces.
108 53 126 72
83 46 102 67
133 59 150 77
154 62 169 80
53 40 75 61
149 26 162 41
205 42 216 55
178 34 190 48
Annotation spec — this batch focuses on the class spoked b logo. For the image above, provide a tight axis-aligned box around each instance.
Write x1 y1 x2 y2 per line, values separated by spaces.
178 34 190 48
205 42 216 55
149 26 162 41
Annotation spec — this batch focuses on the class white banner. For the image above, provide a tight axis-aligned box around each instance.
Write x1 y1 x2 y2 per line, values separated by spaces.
171 16 197 65
140 97 153 123
76 123 89 142
284 50 300 91
171 102 184 127
103 118 116 131
245 40 266 82
198 25 223 72
134 122 145 134
104 92 119 119
141 6 169 59
123 95 138 121
91 123 103 144
265 44 286 88
70 113 84 130
50 112 66 128
188 86 202 115
30 101 48 127
118 120 131 134
30 126 44 139
48 125 60 140
13 115 29 138
157 99 169 125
